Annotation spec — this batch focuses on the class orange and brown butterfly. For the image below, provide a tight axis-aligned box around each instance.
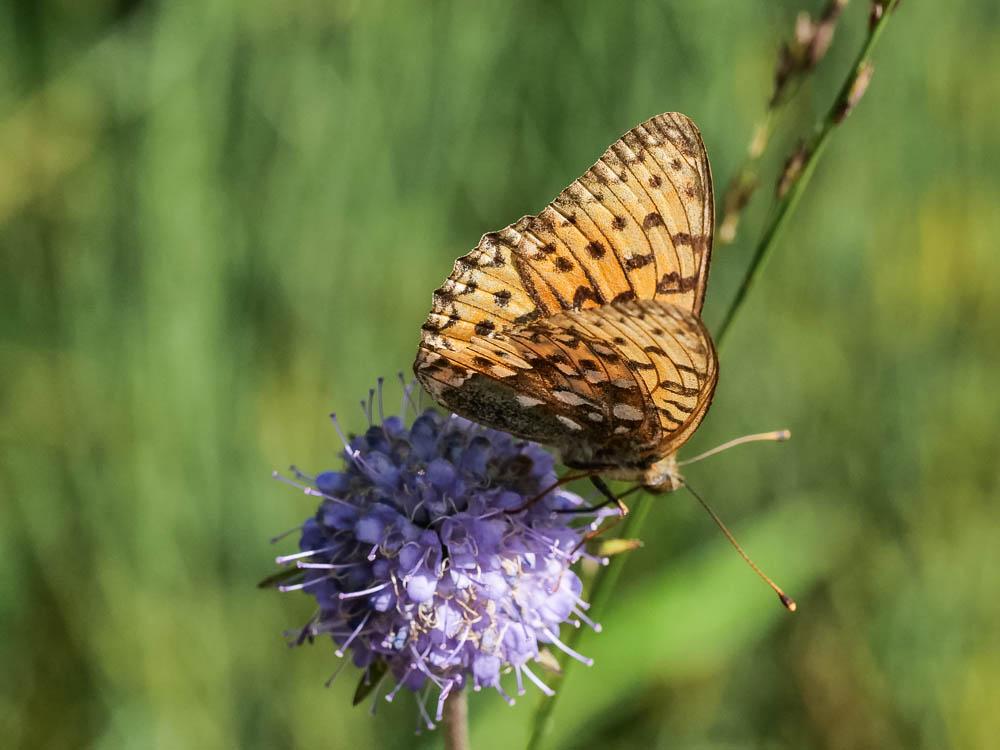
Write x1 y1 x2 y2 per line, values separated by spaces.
414 112 716 495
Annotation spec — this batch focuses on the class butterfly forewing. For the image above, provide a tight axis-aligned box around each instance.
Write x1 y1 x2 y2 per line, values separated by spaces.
419 113 713 358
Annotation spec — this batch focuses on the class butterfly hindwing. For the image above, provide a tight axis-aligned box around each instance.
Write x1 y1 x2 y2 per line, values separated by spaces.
419 299 717 472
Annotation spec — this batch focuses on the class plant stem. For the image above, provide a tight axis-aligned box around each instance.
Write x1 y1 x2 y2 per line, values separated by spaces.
443 689 469 750
525 5 899 749
525 496 652 750
716 2 897 348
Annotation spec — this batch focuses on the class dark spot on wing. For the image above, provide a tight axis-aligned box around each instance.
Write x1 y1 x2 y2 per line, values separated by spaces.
630 359 656 371
433 288 455 305
554 257 574 272
655 272 699 294
661 398 695 414
573 285 600 308
657 379 701 397
643 212 664 229
586 241 606 259
624 253 654 270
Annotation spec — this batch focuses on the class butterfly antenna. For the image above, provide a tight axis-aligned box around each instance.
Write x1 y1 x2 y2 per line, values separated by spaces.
678 429 791 467
683 480 797 612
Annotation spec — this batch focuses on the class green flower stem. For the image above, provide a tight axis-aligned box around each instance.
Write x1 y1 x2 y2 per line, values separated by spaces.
443 689 470 750
525 496 653 750
525 5 898 749
716 1 898 348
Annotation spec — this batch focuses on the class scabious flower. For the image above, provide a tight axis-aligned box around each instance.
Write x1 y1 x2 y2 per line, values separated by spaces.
270 381 607 729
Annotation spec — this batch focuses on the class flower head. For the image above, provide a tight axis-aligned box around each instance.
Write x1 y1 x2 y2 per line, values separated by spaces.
270 381 606 728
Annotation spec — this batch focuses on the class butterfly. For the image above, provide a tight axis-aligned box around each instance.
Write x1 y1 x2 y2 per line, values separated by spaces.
414 112 716 495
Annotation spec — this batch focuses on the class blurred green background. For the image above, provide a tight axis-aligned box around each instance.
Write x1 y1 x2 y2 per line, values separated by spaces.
2 1 997 748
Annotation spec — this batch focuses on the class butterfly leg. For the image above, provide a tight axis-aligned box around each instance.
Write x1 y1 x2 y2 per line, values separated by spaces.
510 472 593 513
589 476 630 517
555 478 642 515
569 478 640 554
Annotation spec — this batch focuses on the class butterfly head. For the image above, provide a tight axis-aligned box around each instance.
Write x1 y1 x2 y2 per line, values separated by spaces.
640 454 684 494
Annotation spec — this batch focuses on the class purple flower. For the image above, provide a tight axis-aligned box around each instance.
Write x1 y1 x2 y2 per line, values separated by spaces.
269 381 607 728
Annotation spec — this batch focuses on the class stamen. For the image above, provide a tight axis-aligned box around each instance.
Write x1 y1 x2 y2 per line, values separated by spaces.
279 577 329 593
415 687 435 731
517 525 574 561
572 606 602 633
445 628 471 660
434 679 455 722
385 666 414 702
338 582 389 600
275 546 338 564
270 471 313 493
376 376 386 425
514 665 526 695
347 447 376 476
542 627 594 666
494 683 516 706
328 413 352 451
397 372 419 416
521 664 555 696
334 612 371 657
272 470 355 508
409 644 445 688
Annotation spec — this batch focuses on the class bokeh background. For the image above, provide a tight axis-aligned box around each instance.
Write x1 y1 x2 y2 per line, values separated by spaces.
2 1 997 748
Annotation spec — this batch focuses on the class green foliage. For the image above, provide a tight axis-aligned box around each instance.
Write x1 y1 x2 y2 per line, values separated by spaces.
2 1 997 749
